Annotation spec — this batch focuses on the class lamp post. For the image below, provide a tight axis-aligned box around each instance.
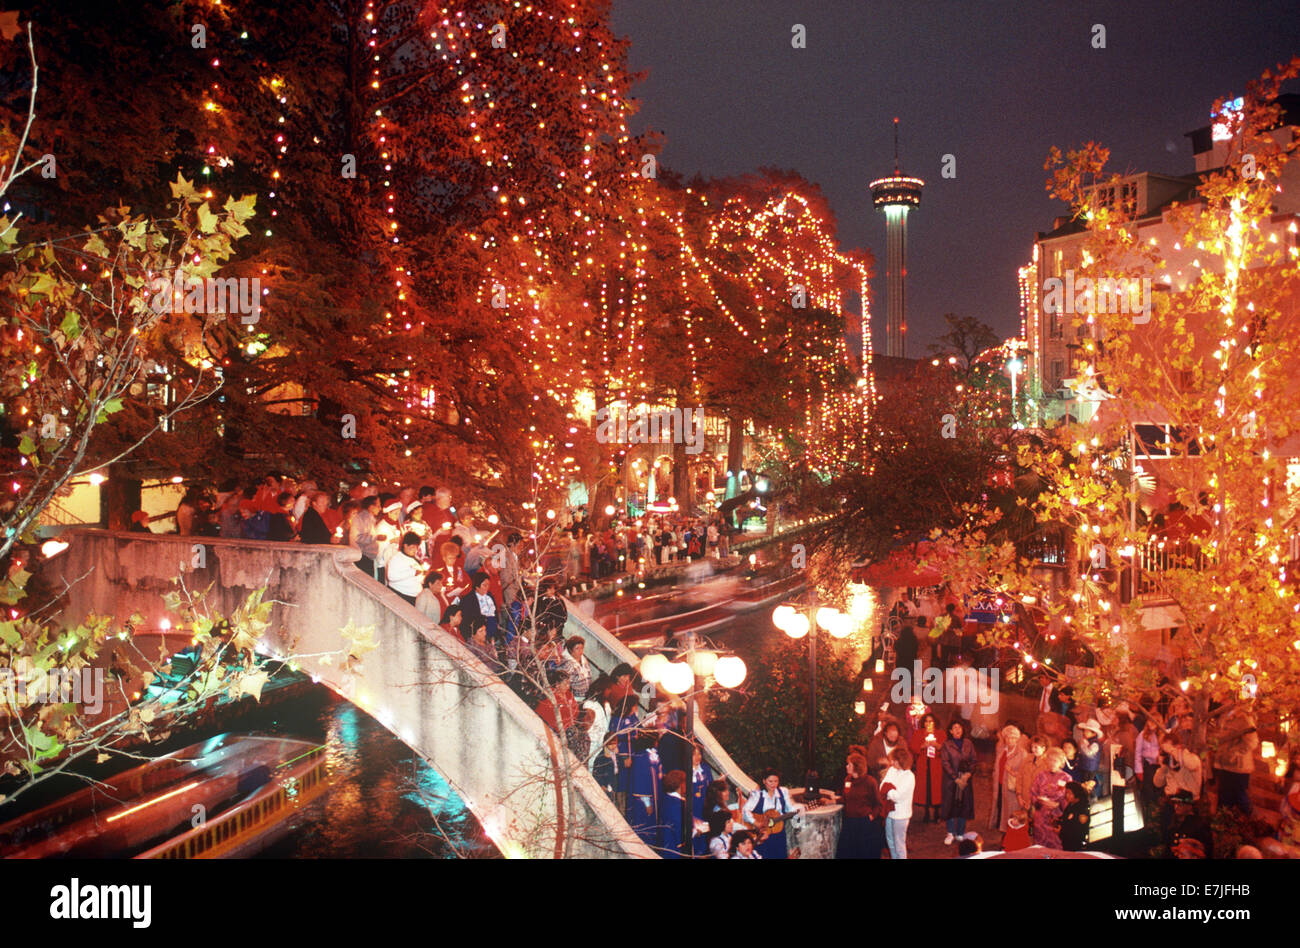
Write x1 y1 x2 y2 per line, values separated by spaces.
771 599 852 802
1007 357 1023 427
638 632 747 856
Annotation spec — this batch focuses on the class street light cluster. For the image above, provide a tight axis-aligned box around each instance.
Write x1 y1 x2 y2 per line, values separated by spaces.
639 646 747 693
771 603 852 639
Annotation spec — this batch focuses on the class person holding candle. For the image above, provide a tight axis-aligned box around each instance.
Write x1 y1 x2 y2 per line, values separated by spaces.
909 712 945 822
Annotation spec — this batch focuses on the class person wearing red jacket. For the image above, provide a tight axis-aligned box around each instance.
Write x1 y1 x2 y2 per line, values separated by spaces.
1001 809 1032 852
536 669 578 735
438 541 472 604
909 712 945 821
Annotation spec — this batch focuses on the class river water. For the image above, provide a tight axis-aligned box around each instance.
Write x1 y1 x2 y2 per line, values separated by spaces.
251 687 497 858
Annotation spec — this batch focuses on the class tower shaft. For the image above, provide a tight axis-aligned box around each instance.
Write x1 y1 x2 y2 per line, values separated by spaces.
884 205 909 358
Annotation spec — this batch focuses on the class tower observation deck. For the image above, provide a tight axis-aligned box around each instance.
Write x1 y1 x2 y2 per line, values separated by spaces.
869 119 924 359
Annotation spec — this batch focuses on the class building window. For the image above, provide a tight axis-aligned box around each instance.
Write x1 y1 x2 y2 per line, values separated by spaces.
1050 360 1064 389
1121 181 1138 216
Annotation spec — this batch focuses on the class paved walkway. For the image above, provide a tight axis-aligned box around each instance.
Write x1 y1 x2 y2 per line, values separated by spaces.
861 656 1002 859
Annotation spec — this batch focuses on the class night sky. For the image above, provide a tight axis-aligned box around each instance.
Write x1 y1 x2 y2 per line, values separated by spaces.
611 0 1300 354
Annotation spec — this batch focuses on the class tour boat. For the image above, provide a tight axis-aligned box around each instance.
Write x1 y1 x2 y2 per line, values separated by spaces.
0 733 327 859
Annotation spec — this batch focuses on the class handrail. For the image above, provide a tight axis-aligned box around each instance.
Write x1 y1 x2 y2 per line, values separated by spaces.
563 596 757 798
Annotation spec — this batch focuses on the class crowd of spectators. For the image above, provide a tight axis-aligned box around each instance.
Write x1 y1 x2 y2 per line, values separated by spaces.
141 474 804 858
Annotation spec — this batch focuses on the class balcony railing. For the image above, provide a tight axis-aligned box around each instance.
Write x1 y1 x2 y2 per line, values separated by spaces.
1131 540 1210 603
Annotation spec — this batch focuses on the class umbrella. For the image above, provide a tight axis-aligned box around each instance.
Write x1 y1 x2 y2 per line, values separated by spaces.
967 845 1119 859
852 542 943 587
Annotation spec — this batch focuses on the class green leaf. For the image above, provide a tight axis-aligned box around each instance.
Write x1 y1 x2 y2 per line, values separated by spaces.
23 273 57 299
218 219 250 241
223 194 258 224
196 202 218 234
83 232 110 259
59 310 82 341
21 724 63 763
170 173 198 201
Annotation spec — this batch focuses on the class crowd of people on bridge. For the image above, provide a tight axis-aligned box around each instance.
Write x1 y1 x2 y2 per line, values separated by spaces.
131 477 1299 860
143 472 816 858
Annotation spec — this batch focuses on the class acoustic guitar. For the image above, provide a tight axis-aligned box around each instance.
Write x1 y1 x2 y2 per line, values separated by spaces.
729 804 797 842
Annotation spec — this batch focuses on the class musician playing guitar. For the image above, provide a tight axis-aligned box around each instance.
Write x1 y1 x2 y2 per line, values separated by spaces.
741 768 806 859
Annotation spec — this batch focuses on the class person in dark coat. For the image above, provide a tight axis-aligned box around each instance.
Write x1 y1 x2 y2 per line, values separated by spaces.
689 744 714 855
659 769 689 858
627 730 663 849
655 703 690 776
267 491 296 542
533 579 568 637
608 696 640 815
299 492 334 545
1059 781 1092 851
591 734 620 798
940 719 977 845
893 619 919 672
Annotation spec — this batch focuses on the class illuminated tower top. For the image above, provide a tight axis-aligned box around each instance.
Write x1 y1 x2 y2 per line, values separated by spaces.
869 118 925 208
869 118 924 358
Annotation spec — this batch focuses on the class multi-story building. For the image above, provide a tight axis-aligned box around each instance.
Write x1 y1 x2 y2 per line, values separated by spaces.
1020 95 1300 661
1025 95 1300 427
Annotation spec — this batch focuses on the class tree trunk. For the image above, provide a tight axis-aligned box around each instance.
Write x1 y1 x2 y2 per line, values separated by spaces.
672 440 691 511
589 471 615 530
726 414 746 500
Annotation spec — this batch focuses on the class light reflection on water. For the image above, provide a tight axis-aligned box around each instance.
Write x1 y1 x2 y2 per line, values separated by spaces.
255 690 498 858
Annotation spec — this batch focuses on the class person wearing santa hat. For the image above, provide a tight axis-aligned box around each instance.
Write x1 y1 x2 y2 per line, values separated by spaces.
403 501 430 560
372 499 403 584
